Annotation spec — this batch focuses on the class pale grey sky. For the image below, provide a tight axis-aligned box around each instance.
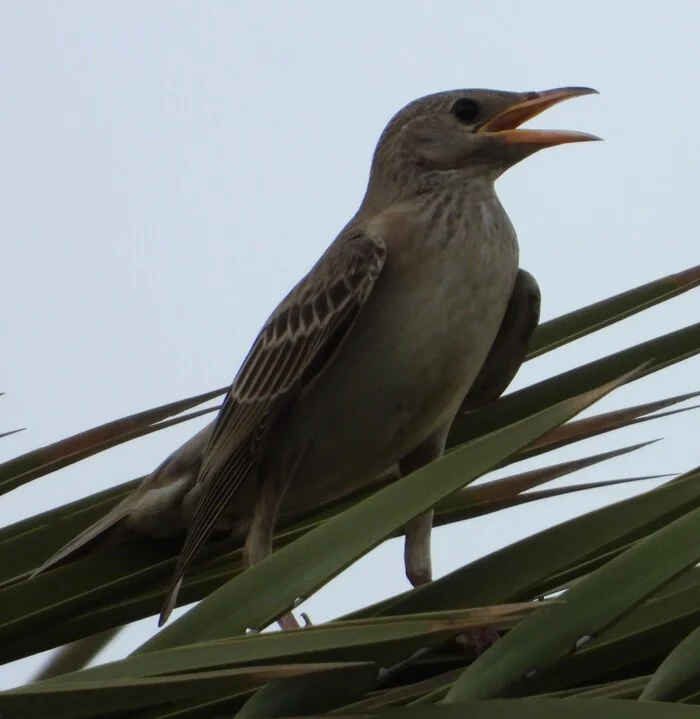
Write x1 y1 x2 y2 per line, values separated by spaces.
1 1 699 688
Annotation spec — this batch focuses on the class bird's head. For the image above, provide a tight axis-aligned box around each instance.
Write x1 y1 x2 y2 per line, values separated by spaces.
366 87 599 201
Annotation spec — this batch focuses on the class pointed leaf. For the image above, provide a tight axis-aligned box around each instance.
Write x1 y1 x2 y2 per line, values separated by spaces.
31 628 122 681
33 608 533 686
516 392 700 462
641 618 700 700
529 262 700 358
436 475 665 526
352 700 700 718
444 501 700 702
0 388 225 494
236 662 378 718
458 440 659 504
448 322 700 448
352 465 700 621
0 664 354 719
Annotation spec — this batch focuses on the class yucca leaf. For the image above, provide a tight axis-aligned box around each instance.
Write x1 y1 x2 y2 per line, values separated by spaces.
0 388 225 495
529 262 700 358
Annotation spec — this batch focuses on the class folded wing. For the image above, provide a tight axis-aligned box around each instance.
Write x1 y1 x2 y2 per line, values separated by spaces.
159 231 387 623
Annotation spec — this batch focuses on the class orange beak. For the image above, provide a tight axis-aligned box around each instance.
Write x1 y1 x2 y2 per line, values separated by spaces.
477 87 600 146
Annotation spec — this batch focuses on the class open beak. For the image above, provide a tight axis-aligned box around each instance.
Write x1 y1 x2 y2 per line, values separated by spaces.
477 87 600 146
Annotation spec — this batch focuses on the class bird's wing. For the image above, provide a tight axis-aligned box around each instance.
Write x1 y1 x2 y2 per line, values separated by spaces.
159 230 387 623
460 269 541 412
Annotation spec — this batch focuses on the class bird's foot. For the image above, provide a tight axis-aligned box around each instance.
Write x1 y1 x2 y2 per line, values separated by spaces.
277 611 301 630
276 610 313 630
275 599 313 630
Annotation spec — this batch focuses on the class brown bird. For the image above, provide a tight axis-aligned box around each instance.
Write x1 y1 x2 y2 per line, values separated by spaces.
35 87 597 627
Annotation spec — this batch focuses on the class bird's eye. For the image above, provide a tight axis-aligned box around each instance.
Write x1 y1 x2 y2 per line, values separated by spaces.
451 98 479 124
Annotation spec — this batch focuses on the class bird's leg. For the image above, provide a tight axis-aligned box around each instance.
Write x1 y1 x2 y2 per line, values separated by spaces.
243 450 306 631
403 510 433 587
243 486 301 630
399 428 499 655
242 495 277 569
399 429 448 588
459 269 540 413
446 270 540 654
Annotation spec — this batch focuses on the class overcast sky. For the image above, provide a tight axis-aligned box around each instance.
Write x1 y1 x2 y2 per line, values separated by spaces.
1 1 699 688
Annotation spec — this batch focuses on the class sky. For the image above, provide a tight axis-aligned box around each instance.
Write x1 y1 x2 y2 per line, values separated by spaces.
1 0 699 689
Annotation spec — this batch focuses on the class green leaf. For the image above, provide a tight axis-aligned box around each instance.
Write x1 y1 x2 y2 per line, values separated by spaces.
0 388 225 495
335 699 700 718
433 439 661 524
0 664 352 719
563 676 650 700
0 477 136 547
29 608 533 686
529 262 700 358
444 500 700 702
449 439 659 506
352 465 700 621
236 662 378 718
448 322 700 448
31 629 122 681
515 391 700 464
513 568 700 696
437 475 665 526
331 669 464 713
641 614 700 701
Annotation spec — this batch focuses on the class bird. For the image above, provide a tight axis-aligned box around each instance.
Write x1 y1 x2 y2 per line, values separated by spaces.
34 87 597 628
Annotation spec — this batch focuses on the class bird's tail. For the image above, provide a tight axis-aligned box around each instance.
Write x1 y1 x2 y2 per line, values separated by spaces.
31 422 215 577
30 493 138 577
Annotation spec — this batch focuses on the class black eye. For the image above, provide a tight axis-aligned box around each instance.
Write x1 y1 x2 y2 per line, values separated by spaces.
451 98 479 124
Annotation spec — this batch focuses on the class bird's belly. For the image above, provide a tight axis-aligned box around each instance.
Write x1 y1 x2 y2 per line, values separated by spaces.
279 226 519 515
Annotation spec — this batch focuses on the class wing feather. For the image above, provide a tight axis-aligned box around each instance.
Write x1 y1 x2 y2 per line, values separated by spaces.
460 269 541 412
159 231 386 622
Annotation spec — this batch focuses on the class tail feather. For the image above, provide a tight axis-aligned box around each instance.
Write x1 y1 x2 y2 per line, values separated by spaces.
30 494 138 577
158 577 183 626
31 422 214 577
